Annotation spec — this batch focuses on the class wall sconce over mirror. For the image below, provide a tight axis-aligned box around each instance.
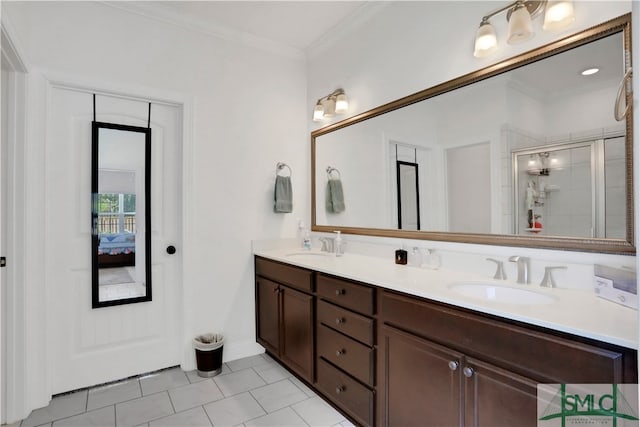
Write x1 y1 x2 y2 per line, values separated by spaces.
474 0 575 57
92 121 152 308
313 88 349 122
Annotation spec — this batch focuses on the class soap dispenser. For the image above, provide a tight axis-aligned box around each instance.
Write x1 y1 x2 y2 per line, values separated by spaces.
300 221 311 250
334 230 344 257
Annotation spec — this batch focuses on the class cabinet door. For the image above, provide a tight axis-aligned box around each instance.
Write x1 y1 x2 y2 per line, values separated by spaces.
256 278 280 355
281 286 314 382
378 325 464 427
464 357 538 427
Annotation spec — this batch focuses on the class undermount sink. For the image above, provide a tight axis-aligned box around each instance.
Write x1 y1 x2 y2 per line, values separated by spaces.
448 281 557 305
284 251 331 258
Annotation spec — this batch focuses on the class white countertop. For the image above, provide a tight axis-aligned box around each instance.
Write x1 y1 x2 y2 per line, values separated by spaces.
254 248 638 350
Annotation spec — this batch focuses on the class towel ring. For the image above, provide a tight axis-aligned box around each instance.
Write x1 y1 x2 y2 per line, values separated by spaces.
614 67 633 121
326 166 341 179
276 162 292 177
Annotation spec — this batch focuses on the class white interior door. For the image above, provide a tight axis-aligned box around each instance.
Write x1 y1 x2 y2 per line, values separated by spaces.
47 85 183 394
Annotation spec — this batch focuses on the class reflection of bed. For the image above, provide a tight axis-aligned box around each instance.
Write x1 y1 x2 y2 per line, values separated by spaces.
98 232 135 268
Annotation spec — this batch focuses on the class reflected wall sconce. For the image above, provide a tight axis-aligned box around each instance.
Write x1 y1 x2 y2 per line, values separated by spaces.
312 88 349 122
473 0 575 58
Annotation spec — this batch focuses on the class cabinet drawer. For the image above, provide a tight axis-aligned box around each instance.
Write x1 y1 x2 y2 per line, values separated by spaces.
316 358 374 427
317 274 374 315
318 324 375 387
255 257 313 292
318 300 374 346
380 290 634 384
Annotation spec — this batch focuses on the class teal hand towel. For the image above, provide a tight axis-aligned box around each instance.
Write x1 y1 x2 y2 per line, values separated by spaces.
326 178 345 213
274 175 293 213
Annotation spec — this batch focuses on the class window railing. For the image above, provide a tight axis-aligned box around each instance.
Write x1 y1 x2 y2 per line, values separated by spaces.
97 213 136 234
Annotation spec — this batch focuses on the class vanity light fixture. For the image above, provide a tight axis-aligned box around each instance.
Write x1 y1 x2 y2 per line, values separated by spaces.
473 0 575 58
312 88 349 122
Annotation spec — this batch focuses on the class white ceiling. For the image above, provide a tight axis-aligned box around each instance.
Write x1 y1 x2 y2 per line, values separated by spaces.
510 31 623 96
106 1 369 54
104 1 622 94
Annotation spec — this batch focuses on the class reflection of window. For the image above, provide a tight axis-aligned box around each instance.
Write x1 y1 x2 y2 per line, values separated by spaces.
97 193 136 233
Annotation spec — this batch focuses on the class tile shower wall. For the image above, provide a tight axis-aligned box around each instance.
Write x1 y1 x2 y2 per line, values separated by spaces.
605 136 626 239
506 128 626 239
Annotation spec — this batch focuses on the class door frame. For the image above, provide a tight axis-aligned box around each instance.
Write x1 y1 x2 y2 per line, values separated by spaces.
1 13 29 424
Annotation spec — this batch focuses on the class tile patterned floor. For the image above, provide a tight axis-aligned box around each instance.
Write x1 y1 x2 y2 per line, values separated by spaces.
9 354 354 427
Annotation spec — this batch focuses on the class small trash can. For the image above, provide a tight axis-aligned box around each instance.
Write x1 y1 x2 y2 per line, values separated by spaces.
193 333 224 378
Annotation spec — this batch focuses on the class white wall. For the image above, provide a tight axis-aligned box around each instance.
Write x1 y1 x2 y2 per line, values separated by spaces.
3 0 308 415
308 0 632 249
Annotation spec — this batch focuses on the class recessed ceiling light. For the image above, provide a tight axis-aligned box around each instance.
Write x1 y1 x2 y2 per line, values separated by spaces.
581 68 600 76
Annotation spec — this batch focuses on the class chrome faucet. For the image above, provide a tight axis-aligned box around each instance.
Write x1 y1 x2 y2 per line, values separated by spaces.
539 266 566 288
486 258 507 280
508 256 530 284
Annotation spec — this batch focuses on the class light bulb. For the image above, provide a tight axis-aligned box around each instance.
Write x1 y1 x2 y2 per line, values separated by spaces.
312 102 324 122
473 20 497 58
335 93 349 114
323 98 336 118
507 2 534 45
543 0 575 31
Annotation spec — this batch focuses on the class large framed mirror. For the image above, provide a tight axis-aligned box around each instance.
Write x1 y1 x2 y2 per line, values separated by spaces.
312 14 633 254
92 121 151 308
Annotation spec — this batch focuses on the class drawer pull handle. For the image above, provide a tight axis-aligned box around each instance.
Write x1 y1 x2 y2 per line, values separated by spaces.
336 385 346 394
335 289 345 296
448 361 459 371
336 349 345 356
463 367 474 378
336 317 345 325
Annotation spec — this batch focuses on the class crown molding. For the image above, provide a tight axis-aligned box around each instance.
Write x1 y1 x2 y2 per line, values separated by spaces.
305 2 390 61
100 1 305 61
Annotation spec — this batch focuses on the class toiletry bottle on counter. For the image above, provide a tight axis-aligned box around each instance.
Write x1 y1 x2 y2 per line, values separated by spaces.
423 249 441 270
334 230 344 257
408 247 422 266
395 248 408 265
301 228 312 250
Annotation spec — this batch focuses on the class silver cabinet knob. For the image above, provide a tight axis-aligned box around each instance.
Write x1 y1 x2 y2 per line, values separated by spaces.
335 317 345 325
448 361 459 371
463 367 474 378
336 385 346 394
335 289 345 296
336 349 345 356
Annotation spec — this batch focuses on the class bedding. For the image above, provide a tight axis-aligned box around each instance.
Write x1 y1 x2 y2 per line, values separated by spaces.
98 232 135 268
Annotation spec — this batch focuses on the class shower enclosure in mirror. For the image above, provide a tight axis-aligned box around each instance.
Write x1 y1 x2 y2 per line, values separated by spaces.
513 136 625 239
92 122 151 308
311 14 633 254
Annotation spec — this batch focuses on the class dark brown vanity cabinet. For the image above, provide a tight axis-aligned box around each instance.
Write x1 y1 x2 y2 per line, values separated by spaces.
377 290 637 427
254 257 637 427
255 257 314 383
315 274 376 427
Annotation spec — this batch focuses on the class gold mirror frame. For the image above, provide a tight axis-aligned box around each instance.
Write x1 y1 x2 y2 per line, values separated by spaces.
311 14 633 255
